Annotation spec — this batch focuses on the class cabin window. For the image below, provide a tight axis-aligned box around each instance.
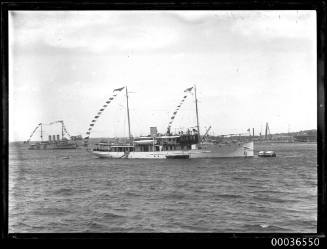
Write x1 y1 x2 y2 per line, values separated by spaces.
142 145 148 152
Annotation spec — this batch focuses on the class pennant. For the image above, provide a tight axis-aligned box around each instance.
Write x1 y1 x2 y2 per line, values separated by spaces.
106 101 110 104
109 97 114 100
183 95 187 98
94 116 99 118
90 124 94 126
84 136 89 139
92 120 96 122
103 105 107 107
86 132 90 135
113 87 125 92
97 112 102 115
184 87 193 92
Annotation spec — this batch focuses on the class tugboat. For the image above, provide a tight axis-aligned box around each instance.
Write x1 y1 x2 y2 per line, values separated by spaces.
85 85 254 159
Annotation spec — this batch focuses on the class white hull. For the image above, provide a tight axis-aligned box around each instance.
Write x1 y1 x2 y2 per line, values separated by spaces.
92 141 254 159
92 150 188 159
190 141 254 158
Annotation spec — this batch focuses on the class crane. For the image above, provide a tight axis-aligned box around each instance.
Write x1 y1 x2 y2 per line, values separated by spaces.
201 126 212 142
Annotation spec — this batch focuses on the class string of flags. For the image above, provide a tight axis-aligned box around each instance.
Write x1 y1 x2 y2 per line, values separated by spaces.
84 86 125 146
26 123 42 142
166 86 193 134
62 123 71 138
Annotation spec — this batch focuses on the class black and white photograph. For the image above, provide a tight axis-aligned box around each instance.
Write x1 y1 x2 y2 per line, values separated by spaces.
7 9 319 235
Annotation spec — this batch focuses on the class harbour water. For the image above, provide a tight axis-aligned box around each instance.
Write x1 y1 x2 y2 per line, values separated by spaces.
9 142 317 233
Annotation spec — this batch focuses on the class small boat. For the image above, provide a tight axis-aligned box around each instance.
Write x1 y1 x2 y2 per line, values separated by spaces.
258 151 276 157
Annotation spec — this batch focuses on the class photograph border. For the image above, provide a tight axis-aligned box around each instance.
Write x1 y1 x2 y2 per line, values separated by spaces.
1 0 326 244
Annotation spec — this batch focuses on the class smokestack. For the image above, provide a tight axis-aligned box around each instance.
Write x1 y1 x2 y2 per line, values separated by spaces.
57 134 60 141
53 135 56 141
49 135 51 141
150 127 158 137
253 128 254 137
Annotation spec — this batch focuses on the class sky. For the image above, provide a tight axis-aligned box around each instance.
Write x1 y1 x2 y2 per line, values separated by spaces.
9 10 317 141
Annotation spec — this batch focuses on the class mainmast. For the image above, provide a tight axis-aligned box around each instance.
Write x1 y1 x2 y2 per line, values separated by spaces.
125 86 132 141
61 121 64 140
194 84 200 143
40 123 43 141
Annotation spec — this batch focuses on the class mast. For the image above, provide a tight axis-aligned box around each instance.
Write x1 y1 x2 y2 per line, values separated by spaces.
194 84 200 143
61 121 64 140
40 123 43 141
125 86 132 141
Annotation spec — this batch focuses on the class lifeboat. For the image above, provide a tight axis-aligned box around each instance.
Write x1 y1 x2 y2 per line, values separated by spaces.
258 151 276 157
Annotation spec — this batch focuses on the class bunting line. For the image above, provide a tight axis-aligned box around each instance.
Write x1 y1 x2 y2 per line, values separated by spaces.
84 86 125 146
26 123 42 142
62 122 71 138
166 87 193 134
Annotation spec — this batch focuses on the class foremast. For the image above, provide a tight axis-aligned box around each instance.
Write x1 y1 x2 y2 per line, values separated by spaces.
125 85 132 143
194 84 200 145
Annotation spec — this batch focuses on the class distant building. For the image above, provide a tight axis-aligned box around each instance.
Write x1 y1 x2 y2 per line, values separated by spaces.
293 135 316 142
271 135 294 142
294 130 317 142
71 135 83 141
